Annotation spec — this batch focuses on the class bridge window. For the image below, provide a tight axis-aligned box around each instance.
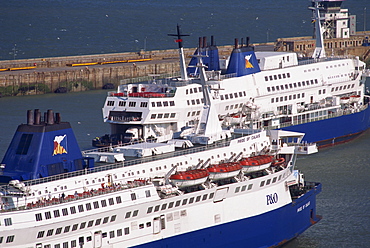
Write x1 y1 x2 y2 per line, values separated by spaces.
140 102 147 107
129 102 136 107
4 218 12 226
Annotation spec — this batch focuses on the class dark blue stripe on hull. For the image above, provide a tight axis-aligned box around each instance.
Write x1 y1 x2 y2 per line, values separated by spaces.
281 106 370 147
133 183 322 248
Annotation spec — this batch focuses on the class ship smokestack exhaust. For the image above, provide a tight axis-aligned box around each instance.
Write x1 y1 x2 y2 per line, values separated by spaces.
246 37 250 47
34 109 41 125
198 37 203 49
27 110 34 126
55 112 61 124
234 38 239 49
47 109 54 125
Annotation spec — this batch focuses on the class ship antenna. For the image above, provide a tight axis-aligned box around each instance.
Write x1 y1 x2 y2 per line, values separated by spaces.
310 0 326 59
168 24 190 81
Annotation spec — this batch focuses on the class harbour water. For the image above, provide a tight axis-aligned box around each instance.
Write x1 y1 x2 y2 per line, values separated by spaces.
1 0 369 60
1 0 370 247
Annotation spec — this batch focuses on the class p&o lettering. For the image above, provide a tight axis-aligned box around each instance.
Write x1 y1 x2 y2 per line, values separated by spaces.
266 193 278 205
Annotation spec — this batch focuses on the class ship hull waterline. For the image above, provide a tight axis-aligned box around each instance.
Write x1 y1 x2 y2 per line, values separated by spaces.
133 183 322 248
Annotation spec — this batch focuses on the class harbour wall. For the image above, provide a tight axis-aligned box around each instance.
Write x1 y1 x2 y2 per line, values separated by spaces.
0 46 234 97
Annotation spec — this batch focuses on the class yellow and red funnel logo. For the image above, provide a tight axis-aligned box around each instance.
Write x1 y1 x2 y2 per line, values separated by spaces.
53 134 67 156
245 54 254 69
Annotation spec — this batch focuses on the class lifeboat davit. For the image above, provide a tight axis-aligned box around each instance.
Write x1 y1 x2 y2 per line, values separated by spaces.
207 162 242 180
340 96 350 104
240 155 273 173
170 169 209 188
350 95 361 103
271 157 286 167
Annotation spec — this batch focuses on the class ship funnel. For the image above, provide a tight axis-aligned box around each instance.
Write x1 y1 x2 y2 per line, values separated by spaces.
226 38 260 77
1 109 94 181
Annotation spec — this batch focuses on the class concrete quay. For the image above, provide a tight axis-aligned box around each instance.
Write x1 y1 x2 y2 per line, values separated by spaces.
0 45 235 97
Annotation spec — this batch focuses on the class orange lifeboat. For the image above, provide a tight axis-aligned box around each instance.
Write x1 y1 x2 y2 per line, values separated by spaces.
128 92 165 98
207 162 242 180
271 157 286 167
240 155 273 173
170 169 209 188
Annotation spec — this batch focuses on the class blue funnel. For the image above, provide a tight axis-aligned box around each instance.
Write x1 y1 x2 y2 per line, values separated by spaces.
188 36 220 76
225 46 261 77
1 109 93 181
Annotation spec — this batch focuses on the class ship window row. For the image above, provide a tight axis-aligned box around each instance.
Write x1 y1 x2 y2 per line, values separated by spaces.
326 63 348 69
303 67 320 73
267 79 318 92
331 84 355 92
51 226 131 248
187 110 201 117
35 196 123 221
318 89 326 95
327 73 351 80
225 103 244 111
186 87 202 95
259 176 280 188
38 185 68 196
3 217 12 226
36 214 117 239
294 110 329 122
150 113 176 119
110 100 176 108
146 193 214 214
264 72 290 82
187 98 204 105
271 93 305 103
82 176 107 186
151 101 175 107
220 91 247 101
234 183 253 193
0 235 15 244
122 164 178 177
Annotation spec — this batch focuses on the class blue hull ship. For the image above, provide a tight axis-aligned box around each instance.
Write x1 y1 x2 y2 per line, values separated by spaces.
282 103 370 147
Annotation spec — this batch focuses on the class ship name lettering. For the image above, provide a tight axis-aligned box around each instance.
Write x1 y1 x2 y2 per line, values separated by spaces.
266 193 278 205
251 133 260 140
296 201 311 213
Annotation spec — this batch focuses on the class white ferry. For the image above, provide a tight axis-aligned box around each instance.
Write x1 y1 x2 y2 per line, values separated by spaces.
96 1 369 148
0 52 321 248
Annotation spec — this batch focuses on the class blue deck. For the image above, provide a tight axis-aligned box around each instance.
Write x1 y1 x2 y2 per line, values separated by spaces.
133 183 322 248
